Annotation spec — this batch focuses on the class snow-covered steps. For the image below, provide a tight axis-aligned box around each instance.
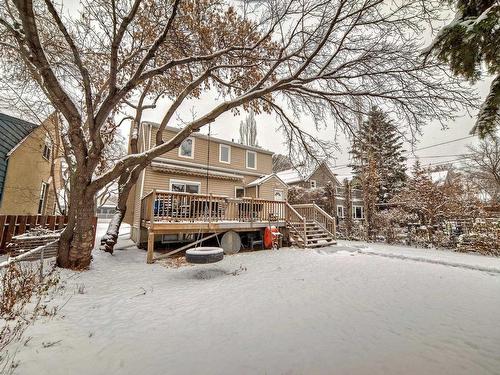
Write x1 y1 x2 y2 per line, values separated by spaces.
287 220 336 248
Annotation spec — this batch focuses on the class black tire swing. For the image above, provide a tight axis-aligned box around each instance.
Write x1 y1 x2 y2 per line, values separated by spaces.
185 122 224 264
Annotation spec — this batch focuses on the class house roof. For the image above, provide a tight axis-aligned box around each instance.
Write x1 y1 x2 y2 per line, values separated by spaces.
428 170 449 185
0 113 38 203
276 169 304 184
143 122 274 155
246 173 287 187
276 160 338 185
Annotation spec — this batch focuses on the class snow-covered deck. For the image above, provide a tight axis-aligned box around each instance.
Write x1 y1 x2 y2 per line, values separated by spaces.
9 223 500 375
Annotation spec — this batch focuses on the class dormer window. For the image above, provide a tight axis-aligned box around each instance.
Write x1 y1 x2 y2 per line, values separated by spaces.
179 137 194 158
42 134 52 161
219 144 231 164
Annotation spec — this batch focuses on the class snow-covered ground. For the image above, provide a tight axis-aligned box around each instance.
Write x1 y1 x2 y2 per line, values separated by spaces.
10 222 500 375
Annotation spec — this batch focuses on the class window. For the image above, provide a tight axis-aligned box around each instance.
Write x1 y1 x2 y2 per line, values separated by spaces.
219 144 231 164
178 137 194 158
38 182 49 214
274 189 285 201
170 180 200 193
353 205 364 219
246 150 256 169
42 134 52 160
310 180 317 188
235 187 245 198
337 205 344 218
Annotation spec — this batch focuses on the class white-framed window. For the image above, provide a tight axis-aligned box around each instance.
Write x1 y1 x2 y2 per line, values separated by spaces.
178 137 194 158
310 180 317 188
274 189 285 201
337 205 344 218
235 187 245 198
169 179 200 194
219 144 231 164
38 182 49 214
246 150 256 169
353 205 364 219
42 134 52 161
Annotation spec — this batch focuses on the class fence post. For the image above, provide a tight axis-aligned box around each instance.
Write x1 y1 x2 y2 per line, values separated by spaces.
39 245 45 281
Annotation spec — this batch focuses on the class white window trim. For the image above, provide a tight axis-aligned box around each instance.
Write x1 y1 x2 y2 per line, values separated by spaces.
219 144 231 164
274 189 285 201
337 205 344 218
352 205 364 219
38 182 49 215
246 150 257 170
310 179 317 188
178 137 195 159
235 186 245 198
169 179 201 193
42 134 52 161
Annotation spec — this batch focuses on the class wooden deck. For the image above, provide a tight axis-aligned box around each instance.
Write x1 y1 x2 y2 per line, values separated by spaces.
140 190 336 263
141 190 288 233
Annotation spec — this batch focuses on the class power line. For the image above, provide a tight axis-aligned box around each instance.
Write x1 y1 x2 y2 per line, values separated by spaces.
331 135 475 170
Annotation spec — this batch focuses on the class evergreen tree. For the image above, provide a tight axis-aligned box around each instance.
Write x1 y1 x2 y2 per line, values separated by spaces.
424 1 500 137
350 107 407 205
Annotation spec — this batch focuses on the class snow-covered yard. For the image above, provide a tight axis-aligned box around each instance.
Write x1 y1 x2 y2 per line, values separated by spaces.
10 223 500 375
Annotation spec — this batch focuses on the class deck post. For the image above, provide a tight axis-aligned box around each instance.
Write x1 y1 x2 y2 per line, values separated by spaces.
151 189 157 222
146 231 155 264
208 193 213 229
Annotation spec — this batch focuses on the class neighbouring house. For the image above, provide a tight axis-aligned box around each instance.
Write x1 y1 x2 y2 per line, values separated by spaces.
334 175 365 222
0 112 62 216
124 122 336 256
277 160 337 189
278 162 365 222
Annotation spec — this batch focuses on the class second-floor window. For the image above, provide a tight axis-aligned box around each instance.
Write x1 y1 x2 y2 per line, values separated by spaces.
219 144 231 163
353 205 364 219
42 134 52 160
246 150 256 169
179 137 194 158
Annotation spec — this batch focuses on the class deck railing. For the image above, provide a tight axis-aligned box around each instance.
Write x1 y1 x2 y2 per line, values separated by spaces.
141 190 287 224
293 203 336 238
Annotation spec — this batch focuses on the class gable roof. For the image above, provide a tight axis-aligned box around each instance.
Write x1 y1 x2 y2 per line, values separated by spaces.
0 113 38 203
276 160 338 185
246 173 287 187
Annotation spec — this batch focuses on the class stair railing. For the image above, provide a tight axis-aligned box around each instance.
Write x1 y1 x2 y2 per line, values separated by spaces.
285 202 307 246
292 203 336 239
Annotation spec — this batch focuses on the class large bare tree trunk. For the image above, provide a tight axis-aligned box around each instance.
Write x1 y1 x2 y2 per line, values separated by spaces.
57 184 96 269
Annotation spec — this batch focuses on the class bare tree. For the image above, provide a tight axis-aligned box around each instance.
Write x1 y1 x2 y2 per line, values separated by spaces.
463 135 500 204
272 154 293 172
239 109 258 146
0 0 476 268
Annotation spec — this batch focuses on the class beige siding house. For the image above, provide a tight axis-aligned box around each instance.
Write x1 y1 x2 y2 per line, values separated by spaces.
0 113 61 216
125 122 289 244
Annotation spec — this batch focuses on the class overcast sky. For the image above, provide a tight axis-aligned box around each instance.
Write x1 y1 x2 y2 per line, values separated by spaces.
138 75 493 176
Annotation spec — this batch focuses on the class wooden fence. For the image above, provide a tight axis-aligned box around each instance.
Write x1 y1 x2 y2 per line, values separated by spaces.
0 215 98 254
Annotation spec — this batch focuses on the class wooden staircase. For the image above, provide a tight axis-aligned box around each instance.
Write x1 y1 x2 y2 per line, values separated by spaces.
286 203 336 248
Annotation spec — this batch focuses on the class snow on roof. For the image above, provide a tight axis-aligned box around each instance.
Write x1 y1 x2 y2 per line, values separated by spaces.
429 170 448 185
276 169 304 184
246 173 287 187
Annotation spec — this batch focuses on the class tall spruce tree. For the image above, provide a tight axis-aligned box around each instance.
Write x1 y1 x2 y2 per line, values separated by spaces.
350 107 407 205
424 1 499 137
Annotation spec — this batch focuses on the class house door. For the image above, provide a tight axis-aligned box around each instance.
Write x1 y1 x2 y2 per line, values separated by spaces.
274 189 284 201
